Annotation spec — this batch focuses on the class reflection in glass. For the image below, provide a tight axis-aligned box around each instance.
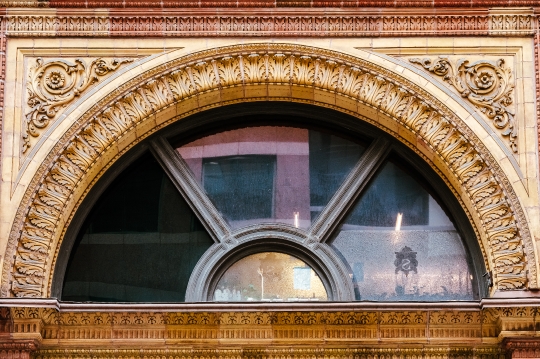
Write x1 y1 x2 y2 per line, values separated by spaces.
203 155 275 221
214 252 328 302
62 154 214 302
332 161 475 301
176 127 365 229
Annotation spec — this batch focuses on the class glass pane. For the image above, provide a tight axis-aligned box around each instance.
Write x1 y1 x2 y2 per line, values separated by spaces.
214 252 328 302
332 160 475 301
176 127 365 229
62 154 214 302
203 155 275 221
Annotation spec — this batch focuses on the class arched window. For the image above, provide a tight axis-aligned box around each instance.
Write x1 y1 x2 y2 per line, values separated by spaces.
55 103 485 303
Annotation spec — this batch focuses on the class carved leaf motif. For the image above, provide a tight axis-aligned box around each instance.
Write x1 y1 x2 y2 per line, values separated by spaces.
145 79 173 110
268 53 291 83
11 274 42 297
292 55 315 86
28 204 59 231
410 56 517 152
191 60 218 90
65 138 97 169
243 54 266 83
315 59 340 90
381 87 408 117
50 159 82 188
20 227 50 255
359 75 385 104
400 99 424 125
121 92 150 120
101 107 130 135
14 248 46 276
24 57 132 153
218 56 242 87
338 67 365 98
82 121 112 151
37 181 70 211
167 68 196 100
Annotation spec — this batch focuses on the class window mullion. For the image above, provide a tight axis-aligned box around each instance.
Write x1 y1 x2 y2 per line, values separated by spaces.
150 136 231 242
308 137 391 242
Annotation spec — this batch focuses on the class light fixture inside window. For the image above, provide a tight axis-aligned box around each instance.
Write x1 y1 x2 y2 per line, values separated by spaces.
395 213 403 231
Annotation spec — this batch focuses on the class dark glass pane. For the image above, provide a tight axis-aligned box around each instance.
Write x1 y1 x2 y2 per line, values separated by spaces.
176 126 365 229
332 159 475 301
62 154 214 302
214 252 328 302
203 155 275 222
89 156 162 233
345 161 429 227
309 131 363 221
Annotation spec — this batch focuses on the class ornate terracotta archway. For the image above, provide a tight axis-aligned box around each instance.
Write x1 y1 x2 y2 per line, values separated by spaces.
1 43 534 297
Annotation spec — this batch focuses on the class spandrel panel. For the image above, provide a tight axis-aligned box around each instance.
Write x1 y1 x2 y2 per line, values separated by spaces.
332 161 475 301
214 252 328 302
62 154 214 302
176 126 365 230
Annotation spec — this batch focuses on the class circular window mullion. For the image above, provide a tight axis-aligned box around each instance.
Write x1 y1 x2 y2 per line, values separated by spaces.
307 137 392 243
149 136 232 243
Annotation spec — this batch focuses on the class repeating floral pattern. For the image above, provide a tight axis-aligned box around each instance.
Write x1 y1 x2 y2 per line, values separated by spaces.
8 306 540 358
1 13 536 37
3 44 533 298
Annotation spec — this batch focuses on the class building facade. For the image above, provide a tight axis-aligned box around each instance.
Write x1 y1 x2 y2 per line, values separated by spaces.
1 1 540 358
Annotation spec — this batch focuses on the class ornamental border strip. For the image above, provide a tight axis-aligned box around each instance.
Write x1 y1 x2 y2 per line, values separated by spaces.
0 13 537 37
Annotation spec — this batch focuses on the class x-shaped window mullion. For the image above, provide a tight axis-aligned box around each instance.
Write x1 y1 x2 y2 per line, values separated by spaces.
308 137 391 243
150 136 232 243
150 135 391 245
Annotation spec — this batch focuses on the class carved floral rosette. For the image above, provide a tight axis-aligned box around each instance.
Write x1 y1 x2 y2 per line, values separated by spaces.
410 56 517 153
24 57 133 153
4 44 534 298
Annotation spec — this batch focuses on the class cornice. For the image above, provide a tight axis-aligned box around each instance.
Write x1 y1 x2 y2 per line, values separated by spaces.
1 304 539 353
0 300 539 356
2 298 540 311
0 8 537 36
1 0 540 8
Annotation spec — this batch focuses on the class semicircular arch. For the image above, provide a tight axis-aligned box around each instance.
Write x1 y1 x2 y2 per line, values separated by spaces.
2 43 534 298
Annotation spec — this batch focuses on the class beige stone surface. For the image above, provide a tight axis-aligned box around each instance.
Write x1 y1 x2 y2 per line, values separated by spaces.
0 37 538 298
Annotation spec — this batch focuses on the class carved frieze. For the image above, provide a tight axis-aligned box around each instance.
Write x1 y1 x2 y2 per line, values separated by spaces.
6 306 540 358
0 0 43 6
2 44 533 298
410 56 517 152
1 13 537 37
24 57 132 153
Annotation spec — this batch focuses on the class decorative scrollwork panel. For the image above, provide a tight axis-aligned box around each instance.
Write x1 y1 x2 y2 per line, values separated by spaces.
410 56 517 153
24 57 133 153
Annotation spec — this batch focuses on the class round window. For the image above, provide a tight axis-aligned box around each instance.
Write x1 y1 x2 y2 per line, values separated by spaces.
214 252 328 302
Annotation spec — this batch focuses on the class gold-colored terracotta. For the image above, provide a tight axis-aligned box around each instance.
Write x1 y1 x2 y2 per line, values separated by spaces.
1 44 535 299
2 305 539 358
